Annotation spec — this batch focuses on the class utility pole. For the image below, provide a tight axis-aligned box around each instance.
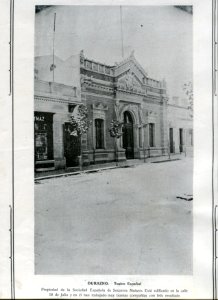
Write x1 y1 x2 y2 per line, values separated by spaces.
120 6 124 59
52 12 56 82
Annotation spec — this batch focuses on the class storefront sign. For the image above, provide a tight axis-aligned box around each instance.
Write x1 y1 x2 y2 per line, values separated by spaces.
35 115 45 122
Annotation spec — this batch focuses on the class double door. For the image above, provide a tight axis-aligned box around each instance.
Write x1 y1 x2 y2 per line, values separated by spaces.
63 123 81 167
122 111 134 159
179 128 183 153
169 128 174 153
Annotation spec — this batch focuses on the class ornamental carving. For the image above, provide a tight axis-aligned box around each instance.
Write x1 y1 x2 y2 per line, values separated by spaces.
92 103 108 111
118 71 141 91
145 110 157 117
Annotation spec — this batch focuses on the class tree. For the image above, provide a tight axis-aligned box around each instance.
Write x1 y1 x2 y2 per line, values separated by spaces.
183 81 193 114
109 120 123 166
69 104 91 169
69 104 91 137
109 120 123 138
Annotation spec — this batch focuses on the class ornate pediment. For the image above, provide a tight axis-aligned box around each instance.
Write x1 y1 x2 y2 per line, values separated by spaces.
114 51 147 83
117 70 142 91
114 53 148 95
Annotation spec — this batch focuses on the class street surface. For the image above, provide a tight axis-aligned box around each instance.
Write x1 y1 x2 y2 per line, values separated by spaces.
35 158 193 275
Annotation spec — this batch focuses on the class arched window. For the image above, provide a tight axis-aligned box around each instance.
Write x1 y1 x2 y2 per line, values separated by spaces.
124 111 133 124
95 119 104 149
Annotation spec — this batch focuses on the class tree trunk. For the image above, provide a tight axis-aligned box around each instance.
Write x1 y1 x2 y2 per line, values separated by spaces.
79 136 83 171
114 138 118 166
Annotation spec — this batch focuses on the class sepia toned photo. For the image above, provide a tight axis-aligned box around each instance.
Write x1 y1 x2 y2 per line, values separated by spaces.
34 5 193 275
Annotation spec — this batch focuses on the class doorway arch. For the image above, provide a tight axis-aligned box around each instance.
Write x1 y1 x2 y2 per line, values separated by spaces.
122 111 134 159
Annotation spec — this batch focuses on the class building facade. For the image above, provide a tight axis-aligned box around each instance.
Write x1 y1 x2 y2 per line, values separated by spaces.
167 97 193 156
34 51 192 172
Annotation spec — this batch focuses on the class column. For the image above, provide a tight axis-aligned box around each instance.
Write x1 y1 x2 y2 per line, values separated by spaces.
133 124 139 158
139 125 144 148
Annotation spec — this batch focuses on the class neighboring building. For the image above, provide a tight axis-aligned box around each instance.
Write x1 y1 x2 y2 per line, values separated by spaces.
34 51 193 172
167 97 193 156
34 79 82 171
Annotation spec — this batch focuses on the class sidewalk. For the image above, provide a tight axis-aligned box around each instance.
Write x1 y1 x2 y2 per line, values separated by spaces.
35 153 185 181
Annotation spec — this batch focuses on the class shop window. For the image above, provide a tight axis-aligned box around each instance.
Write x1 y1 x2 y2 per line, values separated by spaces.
34 112 54 161
149 123 155 147
95 119 104 149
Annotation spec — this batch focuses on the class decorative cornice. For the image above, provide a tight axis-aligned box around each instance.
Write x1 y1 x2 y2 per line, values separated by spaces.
83 91 113 100
143 97 163 105
34 95 81 105
117 86 145 96
81 75 114 93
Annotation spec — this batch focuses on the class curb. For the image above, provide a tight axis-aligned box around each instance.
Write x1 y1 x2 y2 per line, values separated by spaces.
152 158 181 163
34 157 183 182
35 165 132 182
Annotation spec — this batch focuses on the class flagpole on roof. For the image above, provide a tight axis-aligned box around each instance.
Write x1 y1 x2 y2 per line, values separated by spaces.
120 6 124 59
52 12 56 82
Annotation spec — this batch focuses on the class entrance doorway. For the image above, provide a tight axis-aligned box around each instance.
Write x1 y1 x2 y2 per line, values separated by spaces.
34 112 54 171
63 123 81 167
122 111 134 159
169 128 174 153
179 128 183 153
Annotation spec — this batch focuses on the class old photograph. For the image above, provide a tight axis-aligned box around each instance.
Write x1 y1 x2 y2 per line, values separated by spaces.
34 5 193 275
